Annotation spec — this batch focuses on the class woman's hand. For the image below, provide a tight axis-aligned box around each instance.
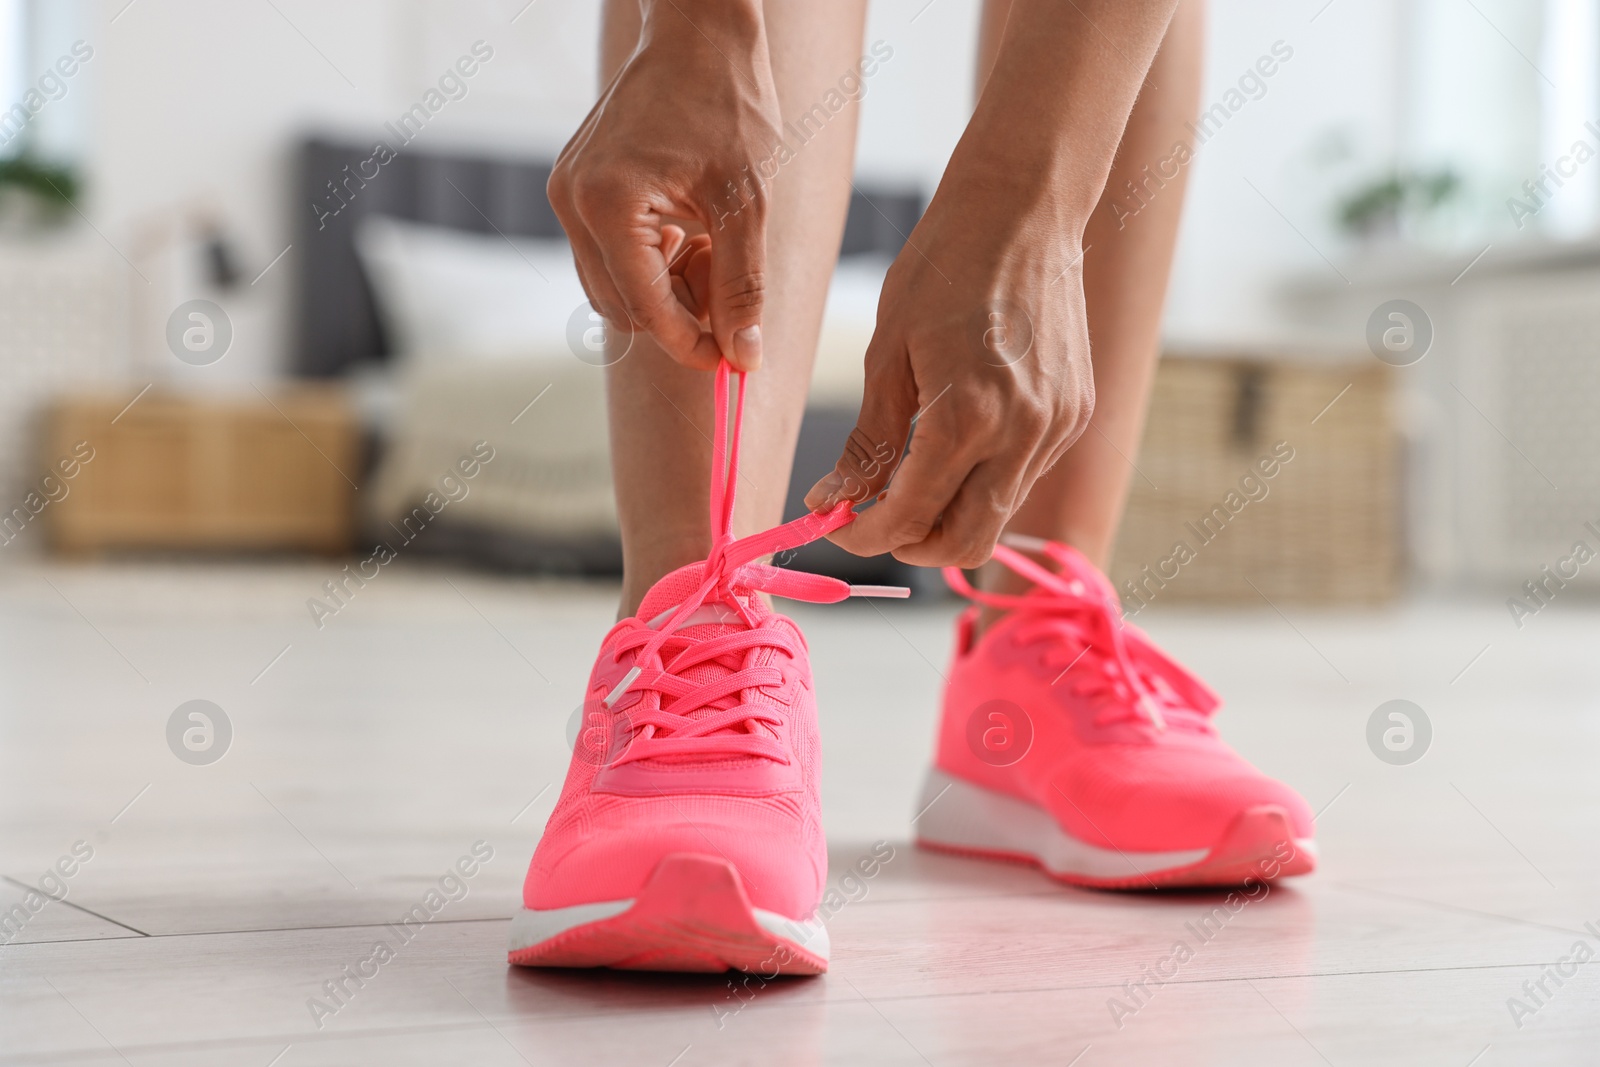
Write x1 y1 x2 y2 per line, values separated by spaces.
801 0 1180 569
547 0 780 371
803 166 1096 568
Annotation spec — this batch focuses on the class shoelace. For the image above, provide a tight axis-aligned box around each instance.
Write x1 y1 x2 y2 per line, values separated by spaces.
944 535 1183 732
601 360 907 764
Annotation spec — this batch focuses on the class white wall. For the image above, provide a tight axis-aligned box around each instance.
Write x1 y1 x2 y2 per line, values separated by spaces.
80 0 603 383
74 0 1419 374
855 0 980 187
852 0 1412 348
1161 0 1405 345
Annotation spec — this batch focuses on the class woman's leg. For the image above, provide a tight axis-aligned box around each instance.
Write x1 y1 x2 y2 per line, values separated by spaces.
977 0 1205 595
601 0 869 617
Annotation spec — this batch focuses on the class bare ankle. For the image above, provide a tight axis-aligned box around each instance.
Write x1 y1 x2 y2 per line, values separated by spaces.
971 557 1029 640
971 531 1110 639
618 539 713 619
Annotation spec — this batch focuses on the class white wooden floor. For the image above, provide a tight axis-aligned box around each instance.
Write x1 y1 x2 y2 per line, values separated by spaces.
1 561 1597 1065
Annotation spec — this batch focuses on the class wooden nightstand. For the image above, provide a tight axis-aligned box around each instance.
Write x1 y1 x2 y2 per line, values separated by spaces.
41 386 359 555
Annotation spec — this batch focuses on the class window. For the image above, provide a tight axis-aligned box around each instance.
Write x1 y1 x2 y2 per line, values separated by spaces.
1404 0 1600 241
0 0 25 156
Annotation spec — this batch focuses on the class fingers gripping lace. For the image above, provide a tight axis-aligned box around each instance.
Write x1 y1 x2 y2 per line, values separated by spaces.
601 360 908 762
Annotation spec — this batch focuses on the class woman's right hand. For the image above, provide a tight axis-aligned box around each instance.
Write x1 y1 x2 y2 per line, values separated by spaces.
547 0 781 372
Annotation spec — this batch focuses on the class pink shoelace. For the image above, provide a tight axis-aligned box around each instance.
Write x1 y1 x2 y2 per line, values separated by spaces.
944 537 1214 733
601 360 907 764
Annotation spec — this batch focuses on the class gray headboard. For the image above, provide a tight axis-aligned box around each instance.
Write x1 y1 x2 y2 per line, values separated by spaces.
293 136 923 378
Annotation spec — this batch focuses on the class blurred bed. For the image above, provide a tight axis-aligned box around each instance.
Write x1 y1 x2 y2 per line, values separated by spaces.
293 136 932 588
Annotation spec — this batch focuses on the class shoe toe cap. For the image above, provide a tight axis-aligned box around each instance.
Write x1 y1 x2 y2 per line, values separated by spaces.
525 799 824 919
1050 747 1314 852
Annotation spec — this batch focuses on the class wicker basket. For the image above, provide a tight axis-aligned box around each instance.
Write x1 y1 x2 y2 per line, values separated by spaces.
1109 353 1399 610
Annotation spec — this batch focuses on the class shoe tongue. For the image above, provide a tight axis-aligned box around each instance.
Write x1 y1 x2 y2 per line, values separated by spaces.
631 561 777 747
635 561 769 635
1003 544 1123 675
1014 546 1210 730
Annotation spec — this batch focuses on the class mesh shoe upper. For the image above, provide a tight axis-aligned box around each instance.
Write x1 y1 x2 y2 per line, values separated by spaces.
521 362 905 921
525 563 829 919
936 539 1314 853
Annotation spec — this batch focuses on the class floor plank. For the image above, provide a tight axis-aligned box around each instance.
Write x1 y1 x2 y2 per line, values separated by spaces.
1 561 1597 1063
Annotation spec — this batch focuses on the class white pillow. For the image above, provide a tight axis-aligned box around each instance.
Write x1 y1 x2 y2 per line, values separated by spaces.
354 215 591 362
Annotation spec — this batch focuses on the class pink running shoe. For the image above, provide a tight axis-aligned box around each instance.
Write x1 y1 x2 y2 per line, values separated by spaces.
508 363 904 973
914 536 1315 889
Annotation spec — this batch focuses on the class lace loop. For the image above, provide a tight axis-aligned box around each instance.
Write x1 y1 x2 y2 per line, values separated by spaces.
600 360 909 763
944 540 1169 731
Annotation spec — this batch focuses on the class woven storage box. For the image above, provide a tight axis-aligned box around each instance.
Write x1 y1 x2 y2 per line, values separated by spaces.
41 387 358 555
1109 353 1399 609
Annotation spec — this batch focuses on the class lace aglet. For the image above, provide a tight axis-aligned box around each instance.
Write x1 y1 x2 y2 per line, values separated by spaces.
1000 533 1054 554
603 666 641 709
848 585 911 599
1142 695 1167 732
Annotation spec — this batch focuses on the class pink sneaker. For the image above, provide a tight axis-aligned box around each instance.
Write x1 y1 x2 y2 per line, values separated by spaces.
915 536 1315 888
508 363 904 973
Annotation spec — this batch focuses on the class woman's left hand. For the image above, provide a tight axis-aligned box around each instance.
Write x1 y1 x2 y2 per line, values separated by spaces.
803 170 1096 568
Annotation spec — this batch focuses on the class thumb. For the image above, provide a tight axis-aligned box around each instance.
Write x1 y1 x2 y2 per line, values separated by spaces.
707 193 767 372
805 350 920 512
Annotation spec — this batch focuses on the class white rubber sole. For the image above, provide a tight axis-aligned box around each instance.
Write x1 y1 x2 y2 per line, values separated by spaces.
914 769 1316 889
508 900 829 957
507 853 829 973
